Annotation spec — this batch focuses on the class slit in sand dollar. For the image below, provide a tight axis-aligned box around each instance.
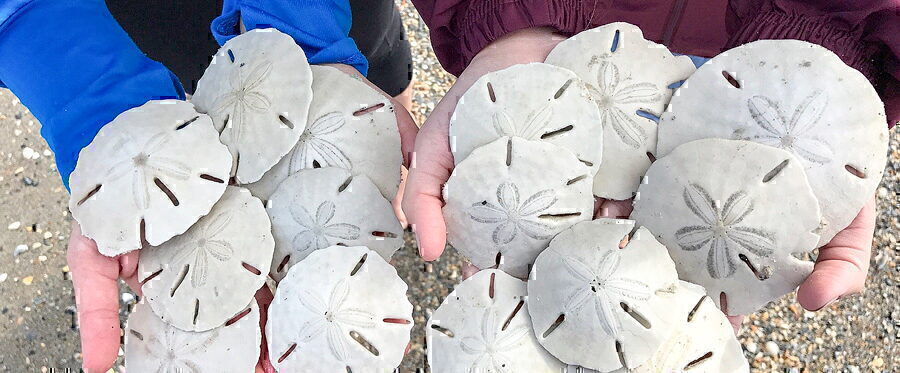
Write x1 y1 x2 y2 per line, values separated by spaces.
632 139 821 315
265 167 403 282
192 28 313 184
267 246 413 372
655 39 888 247
427 269 565 373
68 100 232 257
125 299 261 373
527 219 682 371
139 187 273 332
443 137 594 278
247 65 401 201
449 63 604 176
545 22 696 200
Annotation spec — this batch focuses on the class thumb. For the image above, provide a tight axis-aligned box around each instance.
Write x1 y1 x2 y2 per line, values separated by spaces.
797 196 875 311
67 222 124 373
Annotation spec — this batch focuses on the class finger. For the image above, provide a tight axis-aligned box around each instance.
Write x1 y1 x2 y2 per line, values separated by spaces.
255 286 275 373
392 101 419 168
593 198 606 218
596 198 634 219
726 315 744 335
118 251 142 296
403 117 454 261
797 197 876 311
461 262 480 280
67 222 122 373
392 166 409 228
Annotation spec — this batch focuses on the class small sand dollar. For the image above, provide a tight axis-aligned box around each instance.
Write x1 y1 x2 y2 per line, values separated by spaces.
192 28 313 184
443 137 594 278
247 65 401 201
449 63 604 175
632 139 821 315
266 167 403 282
267 246 413 372
68 100 232 257
527 219 681 371
545 22 696 200
125 299 261 373
655 40 888 246
427 269 565 373
139 187 273 331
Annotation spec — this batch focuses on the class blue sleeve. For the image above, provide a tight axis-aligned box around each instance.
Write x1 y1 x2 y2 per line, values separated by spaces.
0 0 185 189
213 0 368 76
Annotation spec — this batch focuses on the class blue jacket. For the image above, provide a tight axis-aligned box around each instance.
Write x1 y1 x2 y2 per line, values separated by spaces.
0 0 366 189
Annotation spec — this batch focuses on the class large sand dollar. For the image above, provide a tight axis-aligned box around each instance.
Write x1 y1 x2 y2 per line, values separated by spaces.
633 139 822 315
655 39 888 246
427 270 565 372
193 28 313 184
139 187 273 331
68 100 232 256
443 137 594 278
546 22 695 200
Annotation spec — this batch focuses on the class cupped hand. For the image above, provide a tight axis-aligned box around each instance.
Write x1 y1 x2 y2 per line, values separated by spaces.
403 27 567 261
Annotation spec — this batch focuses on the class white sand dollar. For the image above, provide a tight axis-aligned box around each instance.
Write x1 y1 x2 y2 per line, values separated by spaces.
546 22 696 200
632 139 821 315
443 137 593 278
266 167 403 282
68 100 231 257
247 65 401 201
527 219 681 371
449 63 603 175
268 246 413 372
193 28 313 184
655 39 888 246
125 299 261 373
139 187 273 331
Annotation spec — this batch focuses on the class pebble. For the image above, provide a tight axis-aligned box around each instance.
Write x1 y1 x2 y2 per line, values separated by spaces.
745 341 758 354
42 231 52 239
37 255 47 262
21 147 39 160
0 273 7 283
121 293 136 305
13 244 29 256
765 341 780 355
8 221 21 230
21 276 33 285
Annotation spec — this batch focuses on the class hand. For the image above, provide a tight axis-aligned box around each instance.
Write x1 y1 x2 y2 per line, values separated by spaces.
403 27 567 260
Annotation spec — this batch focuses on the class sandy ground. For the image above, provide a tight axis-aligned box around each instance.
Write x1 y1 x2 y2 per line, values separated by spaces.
0 2 898 372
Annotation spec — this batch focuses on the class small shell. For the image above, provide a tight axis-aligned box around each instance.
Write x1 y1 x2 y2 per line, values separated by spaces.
265 167 403 282
449 63 604 176
443 137 594 278
427 269 565 373
247 65 401 201
192 29 313 184
139 187 273 331
545 22 696 200
655 39 888 246
68 100 231 256
527 219 681 371
267 246 413 372
632 139 821 315
125 299 261 373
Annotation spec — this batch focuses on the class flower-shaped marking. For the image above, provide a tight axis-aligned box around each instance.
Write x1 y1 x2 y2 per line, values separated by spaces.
290 200 360 257
106 132 191 210
468 183 557 245
289 112 352 172
169 211 235 288
143 326 219 372
460 308 530 372
212 61 274 145
675 184 776 279
562 251 652 338
296 278 376 362
491 104 554 141
745 91 833 164
586 59 660 148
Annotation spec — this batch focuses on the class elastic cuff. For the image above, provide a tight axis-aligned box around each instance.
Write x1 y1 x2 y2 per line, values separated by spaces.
725 9 874 80
451 0 592 76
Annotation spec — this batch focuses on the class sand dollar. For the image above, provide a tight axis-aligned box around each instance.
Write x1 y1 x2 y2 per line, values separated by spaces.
192 28 313 184
655 39 888 246
443 137 594 278
68 100 231 256
267 246 413 372
139 187 273 331
545 22 696 200
266 167 403 282
633 139 821 315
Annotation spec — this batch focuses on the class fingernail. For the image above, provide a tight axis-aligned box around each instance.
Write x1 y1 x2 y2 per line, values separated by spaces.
813 296 841 312
414 232 424 257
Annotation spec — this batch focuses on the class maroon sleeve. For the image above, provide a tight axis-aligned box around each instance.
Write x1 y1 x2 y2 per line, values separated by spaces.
726 0 899 127
410 0 594 76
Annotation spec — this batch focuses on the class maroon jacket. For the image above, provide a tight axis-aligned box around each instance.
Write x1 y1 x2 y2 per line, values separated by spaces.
412 0 899 127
